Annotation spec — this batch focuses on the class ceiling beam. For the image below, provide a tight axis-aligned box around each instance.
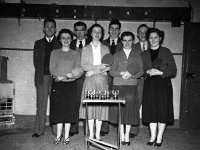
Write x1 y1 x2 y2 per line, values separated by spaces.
0 3 191 22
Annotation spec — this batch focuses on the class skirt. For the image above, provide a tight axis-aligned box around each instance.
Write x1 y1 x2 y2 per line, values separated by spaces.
79 74 109 120
50 80 78 124
109 85 139 125
142 76 174 124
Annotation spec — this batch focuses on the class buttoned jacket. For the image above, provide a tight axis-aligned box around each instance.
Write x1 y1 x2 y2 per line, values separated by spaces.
81 43 110 75
110 49 143 85
33 37 61 86
141 47 177 78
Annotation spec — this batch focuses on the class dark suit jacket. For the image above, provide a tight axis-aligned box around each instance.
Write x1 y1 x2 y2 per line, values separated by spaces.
33 37 61 86
70 38 91 55
102 37 123 54
132 42 149 54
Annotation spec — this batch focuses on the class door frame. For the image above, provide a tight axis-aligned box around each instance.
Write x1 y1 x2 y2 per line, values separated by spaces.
180 22 200 129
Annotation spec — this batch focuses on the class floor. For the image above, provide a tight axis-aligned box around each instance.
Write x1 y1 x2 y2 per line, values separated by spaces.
1 124 200 150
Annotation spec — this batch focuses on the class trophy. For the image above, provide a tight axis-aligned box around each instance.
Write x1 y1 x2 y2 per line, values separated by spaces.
106 90 111 99
100 91 106 100
95 90 101 99
86 90 92 99
85 90 89 99
112 90 119 100
91 90 95 99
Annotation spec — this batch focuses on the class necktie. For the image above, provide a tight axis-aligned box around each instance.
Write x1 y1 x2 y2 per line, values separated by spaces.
143 43 146 51
110 40 116 55
48 39 51 43
79 41 83 49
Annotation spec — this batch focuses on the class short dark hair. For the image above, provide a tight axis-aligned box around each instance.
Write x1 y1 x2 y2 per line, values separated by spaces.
137 24 148 33
146 27 165 45
121 31 135 41
43 17 56 28
57 28 73 41
109 18 121 29
87 24 104 42
74 21 87 30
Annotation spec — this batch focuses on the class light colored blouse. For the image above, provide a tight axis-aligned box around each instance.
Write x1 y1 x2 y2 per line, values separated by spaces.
91 42 101 65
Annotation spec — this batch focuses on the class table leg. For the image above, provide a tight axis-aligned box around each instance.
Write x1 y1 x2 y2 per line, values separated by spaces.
118 103 121 150
85 102 89 150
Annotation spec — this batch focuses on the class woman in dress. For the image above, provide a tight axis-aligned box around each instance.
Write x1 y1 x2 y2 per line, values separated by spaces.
80 24 110 140
142 28 177 147
49 29 83 145
109 31 143 146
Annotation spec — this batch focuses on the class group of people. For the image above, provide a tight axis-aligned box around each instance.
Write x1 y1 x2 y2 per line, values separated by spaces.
32 17 177 147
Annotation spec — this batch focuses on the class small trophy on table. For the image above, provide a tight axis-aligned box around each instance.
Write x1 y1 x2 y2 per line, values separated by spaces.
112 90 119 100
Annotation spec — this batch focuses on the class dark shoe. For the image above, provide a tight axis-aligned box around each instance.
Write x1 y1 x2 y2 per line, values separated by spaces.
32 133 40 137
54 136 62 145
154 139 163 147
63 137 70 145
94 135 102 141
154 142 162 147
147 141 155 146
124 141 130 146
147 138 156 146
121 141 125 145
100 131 107 136
96 138 102 141
129 133 137 138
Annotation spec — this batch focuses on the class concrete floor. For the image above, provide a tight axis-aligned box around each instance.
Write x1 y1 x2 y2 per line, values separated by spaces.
1 124 200 150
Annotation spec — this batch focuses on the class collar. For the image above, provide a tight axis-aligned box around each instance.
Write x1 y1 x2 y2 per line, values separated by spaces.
123 48 132 52
90 41 101 49
140 41 148 46
110 37 118 45
76 39 86 47
45 36 54 42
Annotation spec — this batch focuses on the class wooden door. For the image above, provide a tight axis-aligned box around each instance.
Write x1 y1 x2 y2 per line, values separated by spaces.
180 23 200 129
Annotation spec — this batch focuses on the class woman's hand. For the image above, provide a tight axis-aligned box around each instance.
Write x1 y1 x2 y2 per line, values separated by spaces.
85 71 94 77
54 76 65 81
66 72 74 79
147 68 163 76
100 66 110 73
98 64 108 72
120 71 131 79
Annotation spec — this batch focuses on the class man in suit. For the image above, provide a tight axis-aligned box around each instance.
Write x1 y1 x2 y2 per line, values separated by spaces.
130 24 149 138
100 19 123 136
69 21 90 136
32 18 61 137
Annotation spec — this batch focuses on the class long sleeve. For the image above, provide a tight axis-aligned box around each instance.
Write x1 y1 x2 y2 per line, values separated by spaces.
81 46 100 72
109 54 122 77
160 49 177 77
130 54 143 79
33 41 38 69
72 52 84 79
49 50 59 77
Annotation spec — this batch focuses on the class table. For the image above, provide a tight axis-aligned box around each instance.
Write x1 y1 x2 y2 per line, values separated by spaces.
82 99 126 150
